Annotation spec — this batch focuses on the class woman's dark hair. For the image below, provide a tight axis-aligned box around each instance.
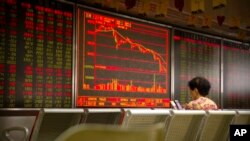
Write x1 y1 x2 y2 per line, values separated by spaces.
188 77 211 96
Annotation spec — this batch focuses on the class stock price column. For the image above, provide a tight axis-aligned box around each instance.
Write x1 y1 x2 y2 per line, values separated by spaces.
63 12 73 108
0 1 18 107
0 0 73 108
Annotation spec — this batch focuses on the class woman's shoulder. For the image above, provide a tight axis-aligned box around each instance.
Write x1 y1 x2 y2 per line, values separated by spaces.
202 97 216 104
185 97 218 110
202 97 218 110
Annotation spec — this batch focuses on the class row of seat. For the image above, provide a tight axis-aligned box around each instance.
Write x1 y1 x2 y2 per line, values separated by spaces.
0 108 249 141
122 109 250 141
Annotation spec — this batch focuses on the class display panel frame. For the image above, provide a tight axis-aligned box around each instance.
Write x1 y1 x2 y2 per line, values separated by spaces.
75 5 172 108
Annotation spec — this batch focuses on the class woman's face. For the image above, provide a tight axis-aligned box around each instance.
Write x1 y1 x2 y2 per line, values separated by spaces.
190 88 199 100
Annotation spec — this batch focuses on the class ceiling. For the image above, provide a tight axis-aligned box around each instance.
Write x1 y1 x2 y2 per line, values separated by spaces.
70 0 250 43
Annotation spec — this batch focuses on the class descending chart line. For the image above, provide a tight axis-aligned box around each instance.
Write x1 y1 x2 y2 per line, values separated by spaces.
92 33 166 48
95 25 167 73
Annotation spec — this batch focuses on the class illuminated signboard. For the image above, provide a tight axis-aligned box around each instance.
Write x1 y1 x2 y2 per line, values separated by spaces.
0 0 73 108
76 8 170 107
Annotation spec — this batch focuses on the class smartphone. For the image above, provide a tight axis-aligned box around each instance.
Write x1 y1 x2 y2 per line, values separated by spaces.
170 101 178 109
174 100 183 110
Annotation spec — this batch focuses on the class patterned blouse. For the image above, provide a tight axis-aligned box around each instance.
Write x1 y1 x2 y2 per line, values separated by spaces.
186 97 218 110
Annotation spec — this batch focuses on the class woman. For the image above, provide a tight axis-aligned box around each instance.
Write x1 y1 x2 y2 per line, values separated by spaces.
184 77 218 110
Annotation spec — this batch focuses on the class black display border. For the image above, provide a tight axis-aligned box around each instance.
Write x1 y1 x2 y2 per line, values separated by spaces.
75 5 172 108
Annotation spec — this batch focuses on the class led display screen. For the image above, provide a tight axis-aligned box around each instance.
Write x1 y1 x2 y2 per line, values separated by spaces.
173 30 220 106
223 40 250 109
76 8 170 107
0 0 73 108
